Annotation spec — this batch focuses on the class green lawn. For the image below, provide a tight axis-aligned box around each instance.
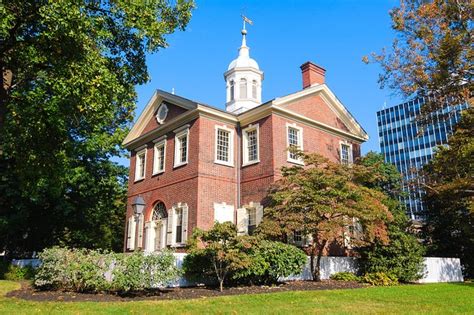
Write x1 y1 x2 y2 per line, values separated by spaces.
0 281 472 314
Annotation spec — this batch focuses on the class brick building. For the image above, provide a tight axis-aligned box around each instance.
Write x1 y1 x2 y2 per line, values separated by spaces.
122 28 368 252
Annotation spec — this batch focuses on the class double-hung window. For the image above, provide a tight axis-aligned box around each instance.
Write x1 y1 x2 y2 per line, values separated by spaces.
153 137 166 174
215 125 234 166
175 208 183 244
286 123 303 164
134 147 147 181
243 124 259 165
174 126 189 168
340 142 353 165
247 207 257 235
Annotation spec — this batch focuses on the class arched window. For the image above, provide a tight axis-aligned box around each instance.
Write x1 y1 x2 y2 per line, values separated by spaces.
252 80 257 99
152 202 167 251
152 202 167 220
229 80 235 101
240 78 247 99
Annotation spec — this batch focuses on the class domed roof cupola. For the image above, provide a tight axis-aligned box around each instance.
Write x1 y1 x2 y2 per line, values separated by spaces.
224 18 263 114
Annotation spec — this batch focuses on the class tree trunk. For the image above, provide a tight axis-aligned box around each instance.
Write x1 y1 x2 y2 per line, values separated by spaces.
311 240 328 281
219 279 224 292
0 66 12 134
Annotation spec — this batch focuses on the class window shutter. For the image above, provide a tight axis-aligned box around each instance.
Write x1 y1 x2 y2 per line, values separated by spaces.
304 233 313 246
137 214 144 248
166 208 174 246
256 204 263 226
126 217 132 250
128 216 136 251
181 205 189 243
236 207 248 235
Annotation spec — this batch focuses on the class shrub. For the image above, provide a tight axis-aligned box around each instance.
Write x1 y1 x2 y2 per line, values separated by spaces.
330 272 360 282
233 240 307 285
34 247 180 293
183 223 307 289
111 250 181 292
362 272 398 286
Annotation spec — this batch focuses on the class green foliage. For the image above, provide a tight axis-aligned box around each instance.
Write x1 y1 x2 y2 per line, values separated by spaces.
330 272 360 282
183 222 253 291
365 0 472 123
422 109 474 277
261 151 392 281
183 222 306 290
0 263 36 281
232 240 307 285
0 0 194 254
34 247 180 292
362 272 398 286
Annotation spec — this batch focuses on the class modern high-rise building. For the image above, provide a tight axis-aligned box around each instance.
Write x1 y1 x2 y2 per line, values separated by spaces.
376 99 468 220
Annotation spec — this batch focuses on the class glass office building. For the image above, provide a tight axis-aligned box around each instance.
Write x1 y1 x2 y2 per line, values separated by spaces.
376 99 467 220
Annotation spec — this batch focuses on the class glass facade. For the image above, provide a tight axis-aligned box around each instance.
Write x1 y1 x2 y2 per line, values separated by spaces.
376 99 468 220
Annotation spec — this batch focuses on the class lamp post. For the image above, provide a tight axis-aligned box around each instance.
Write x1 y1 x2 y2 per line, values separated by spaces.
132 196 145 249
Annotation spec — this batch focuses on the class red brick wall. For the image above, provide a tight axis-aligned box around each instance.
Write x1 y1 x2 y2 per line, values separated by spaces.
283 94 350 132
140 103 188 136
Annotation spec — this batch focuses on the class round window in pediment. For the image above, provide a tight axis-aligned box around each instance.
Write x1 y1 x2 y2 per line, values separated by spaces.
156 103 169 124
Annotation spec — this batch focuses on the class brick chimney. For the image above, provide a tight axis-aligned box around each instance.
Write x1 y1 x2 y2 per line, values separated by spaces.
300 61 326 89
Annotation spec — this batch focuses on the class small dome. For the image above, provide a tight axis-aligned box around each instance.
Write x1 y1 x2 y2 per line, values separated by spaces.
227 55 260 71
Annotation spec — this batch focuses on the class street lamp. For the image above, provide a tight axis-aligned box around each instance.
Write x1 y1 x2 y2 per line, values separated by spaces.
132 196 145 217
131 196 145 250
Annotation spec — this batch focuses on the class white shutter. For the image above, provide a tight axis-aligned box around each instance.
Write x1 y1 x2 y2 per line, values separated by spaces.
181 205 189 244
137 214 144 248
166 208 174 246
126 217 133 250
236 207 248 235
144 221 155 252
128 216 136 251
256 204 263 226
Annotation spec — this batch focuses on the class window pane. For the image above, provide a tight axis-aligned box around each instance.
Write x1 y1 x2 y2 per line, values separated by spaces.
252 80 257 99
230 80 234 101
288 127 299 160
246 129 258 161
175 208 183 243
248 208 256 235
138 153 145 178
217 129 230 162
179 135 187 163
341 144 350 165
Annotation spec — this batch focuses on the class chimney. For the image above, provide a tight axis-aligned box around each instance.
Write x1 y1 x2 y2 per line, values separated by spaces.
300 61 326 89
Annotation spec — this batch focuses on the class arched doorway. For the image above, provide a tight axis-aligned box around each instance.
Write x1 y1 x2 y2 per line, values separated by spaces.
144 201 168 252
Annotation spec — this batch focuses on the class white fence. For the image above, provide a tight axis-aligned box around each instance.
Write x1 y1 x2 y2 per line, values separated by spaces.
12 255 463 286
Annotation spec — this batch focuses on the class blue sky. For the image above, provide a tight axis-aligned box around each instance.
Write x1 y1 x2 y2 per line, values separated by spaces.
134 0 403 155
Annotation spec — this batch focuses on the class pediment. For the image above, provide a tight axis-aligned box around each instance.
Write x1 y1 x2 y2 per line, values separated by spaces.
122 90 198 147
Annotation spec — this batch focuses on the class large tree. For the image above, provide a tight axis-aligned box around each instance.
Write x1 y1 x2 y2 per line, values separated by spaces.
260 152 392 281
0 1 194 254
422 109 474 277
356 152 425 282
365 0 472 123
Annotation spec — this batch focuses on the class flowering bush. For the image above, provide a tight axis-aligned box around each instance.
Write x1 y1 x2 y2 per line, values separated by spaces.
34 247 180 292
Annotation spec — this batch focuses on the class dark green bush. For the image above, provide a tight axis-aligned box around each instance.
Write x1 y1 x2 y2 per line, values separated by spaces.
362 272 398 286
233 240 307 285
329 272 360 282
34 247 180 292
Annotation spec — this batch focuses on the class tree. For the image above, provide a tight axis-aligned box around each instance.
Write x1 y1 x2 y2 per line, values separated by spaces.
260 151 392 281
422 108 474 277
183 222 252 292
357 152 425 282
0 1 194 254
364 0 472 123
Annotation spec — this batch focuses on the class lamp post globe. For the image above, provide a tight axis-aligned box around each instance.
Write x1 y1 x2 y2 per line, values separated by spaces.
132 196 146 216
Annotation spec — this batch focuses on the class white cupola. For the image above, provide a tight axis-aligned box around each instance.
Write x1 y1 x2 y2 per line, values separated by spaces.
224 25 263 114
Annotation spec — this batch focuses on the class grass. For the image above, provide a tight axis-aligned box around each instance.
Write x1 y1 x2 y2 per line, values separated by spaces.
0 281 473 314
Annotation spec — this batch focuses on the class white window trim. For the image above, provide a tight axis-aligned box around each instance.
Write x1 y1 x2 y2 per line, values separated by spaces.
134 146 147 182
339 141 353 165
152 137 167 175
242 124 260 167
170 202 188 247
174 127 190 168
214 125 234 167
286 123 304 165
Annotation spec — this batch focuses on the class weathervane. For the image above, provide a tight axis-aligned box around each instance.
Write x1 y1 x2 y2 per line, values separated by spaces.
241 14 253 32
